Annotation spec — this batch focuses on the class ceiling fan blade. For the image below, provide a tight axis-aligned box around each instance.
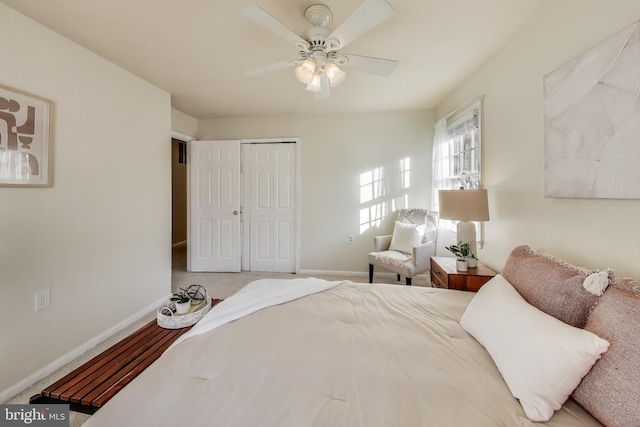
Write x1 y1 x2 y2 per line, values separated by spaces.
244 60 295 77
240 5 307 47
327 0 395 50
341 54 398 76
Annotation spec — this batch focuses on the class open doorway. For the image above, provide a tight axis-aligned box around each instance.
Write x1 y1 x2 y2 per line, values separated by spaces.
171 137 189 275
171 137 188 246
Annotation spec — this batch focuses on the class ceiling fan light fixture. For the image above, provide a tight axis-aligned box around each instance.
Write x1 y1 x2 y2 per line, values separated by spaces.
242 1 398 99
294 59 316 84
325 62 346 87
305 72 322 93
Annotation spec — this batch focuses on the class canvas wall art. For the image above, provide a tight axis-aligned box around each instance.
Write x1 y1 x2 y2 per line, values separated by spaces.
0 84 52 187
543 20 639 199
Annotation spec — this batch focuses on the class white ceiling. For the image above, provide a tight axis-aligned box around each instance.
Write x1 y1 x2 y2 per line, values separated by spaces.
1 0 549 119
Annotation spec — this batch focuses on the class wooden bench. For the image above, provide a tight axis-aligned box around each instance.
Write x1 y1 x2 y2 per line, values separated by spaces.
30 299 222 414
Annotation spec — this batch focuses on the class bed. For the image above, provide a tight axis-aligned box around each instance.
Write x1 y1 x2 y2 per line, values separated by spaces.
84 245 639 427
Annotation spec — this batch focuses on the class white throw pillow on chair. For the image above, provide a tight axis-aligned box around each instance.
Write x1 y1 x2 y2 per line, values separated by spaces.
388 221 425 254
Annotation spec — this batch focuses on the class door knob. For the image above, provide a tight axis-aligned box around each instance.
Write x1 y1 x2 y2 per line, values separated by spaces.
233 210 240 215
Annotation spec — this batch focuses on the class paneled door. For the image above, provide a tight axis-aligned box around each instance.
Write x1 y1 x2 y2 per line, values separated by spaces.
243 143 297 272
188 140 241 272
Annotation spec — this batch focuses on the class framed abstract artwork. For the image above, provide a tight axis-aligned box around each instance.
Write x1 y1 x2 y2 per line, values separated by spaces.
0 84 53 187
543 20 639 199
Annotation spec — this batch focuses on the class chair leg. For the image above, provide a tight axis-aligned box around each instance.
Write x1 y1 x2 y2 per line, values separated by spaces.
369 264 374 283
405 277 412 286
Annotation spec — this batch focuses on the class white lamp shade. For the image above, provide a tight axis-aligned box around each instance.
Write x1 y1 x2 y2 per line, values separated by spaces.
325 62 346 87
295 60 316 84
438 189 489 221
305 73 322 93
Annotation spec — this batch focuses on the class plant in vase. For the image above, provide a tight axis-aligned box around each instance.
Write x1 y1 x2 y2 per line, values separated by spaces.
445 242 470 271
466 252 478 268
170 288 191 314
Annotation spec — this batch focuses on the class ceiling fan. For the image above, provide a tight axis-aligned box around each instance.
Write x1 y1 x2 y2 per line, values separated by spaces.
241 0 399 99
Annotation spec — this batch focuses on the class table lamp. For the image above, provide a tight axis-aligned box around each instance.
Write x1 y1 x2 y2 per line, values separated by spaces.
438 189 490 257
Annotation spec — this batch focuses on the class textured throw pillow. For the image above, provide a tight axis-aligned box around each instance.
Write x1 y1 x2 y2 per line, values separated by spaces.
501 245 598 328
460 275 609 422
572 278 640 427
388 221 424 254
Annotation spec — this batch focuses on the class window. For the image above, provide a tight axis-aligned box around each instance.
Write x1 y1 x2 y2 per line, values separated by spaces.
432 99 484 241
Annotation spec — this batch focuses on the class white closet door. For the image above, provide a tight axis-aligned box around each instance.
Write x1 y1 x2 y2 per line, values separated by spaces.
247 143 296 272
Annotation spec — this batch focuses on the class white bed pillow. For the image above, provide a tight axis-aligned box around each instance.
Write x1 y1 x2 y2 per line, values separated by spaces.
460 274 609 422
388 221 425 254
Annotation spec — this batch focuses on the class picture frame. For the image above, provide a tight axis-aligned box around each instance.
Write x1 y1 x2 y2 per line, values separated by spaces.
0 84 53 187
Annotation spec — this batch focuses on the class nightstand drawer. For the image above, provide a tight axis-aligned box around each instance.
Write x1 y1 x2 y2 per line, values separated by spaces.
430 258 448 289
430 256 497 292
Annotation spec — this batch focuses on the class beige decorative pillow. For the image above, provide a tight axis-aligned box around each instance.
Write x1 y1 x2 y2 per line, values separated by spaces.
501 245 598 328
572 278 640 427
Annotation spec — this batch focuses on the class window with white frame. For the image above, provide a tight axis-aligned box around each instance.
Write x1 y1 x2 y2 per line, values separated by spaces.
432 99 483 241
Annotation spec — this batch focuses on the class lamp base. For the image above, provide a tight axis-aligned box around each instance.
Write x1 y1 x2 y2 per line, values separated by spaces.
456 221 477 258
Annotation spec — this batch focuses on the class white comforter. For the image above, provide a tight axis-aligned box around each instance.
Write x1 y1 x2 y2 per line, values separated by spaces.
171 277 347 348
85 279 601 427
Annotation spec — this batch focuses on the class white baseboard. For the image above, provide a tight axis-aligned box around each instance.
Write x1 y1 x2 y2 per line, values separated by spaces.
298 269 430 280
298 269 397 279
0 293 170 404
299 269 362 277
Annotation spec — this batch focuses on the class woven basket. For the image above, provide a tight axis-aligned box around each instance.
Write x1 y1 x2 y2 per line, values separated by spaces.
157 294 212 329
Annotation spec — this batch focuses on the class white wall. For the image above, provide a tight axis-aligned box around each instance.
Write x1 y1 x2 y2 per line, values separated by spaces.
436 0 640 279
197 110 435 273
171 108 198 139
0 5 172 397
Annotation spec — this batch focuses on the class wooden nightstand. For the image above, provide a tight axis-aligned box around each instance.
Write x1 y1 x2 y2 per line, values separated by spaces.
430 256 497 292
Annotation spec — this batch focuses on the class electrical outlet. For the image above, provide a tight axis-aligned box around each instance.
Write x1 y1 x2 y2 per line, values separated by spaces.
347 234 354 244
35 289 51 311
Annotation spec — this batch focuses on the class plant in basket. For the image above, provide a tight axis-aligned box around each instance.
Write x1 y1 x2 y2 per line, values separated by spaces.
170 288 191 314
186 284 207 306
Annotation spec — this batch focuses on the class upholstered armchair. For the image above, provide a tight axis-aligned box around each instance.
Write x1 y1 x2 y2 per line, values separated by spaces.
368 209 438 285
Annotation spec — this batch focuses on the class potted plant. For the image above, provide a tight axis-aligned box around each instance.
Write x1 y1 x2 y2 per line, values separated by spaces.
170 288 191 315
445 242 470 271
466 251 478 268
186 284 207 306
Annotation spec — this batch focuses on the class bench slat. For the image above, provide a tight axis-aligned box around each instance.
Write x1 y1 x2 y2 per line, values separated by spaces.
45 323 171 400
